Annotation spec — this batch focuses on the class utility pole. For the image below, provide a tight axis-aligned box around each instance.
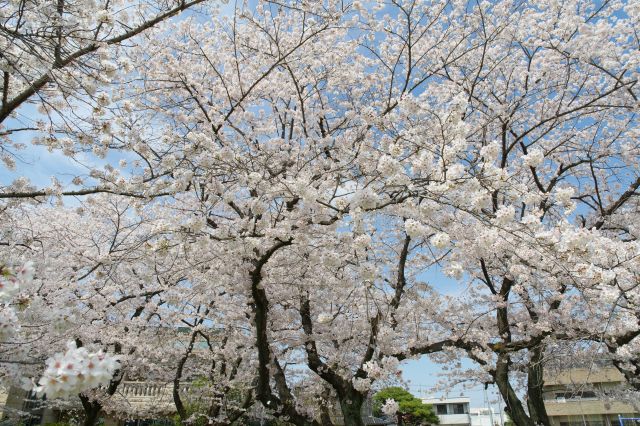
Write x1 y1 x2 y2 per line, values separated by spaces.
484 385 495 426
494 385 505 426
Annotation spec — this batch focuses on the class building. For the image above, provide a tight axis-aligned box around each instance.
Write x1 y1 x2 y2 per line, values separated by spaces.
469 407 504 426
422 396 503 426
423 396 472 426
0 382 176 425
543 366 640 426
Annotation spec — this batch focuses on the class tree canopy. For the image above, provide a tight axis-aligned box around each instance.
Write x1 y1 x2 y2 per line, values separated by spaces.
373 387 439 425
1 0 639 425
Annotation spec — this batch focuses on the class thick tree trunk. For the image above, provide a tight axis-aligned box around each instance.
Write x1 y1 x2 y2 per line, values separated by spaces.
319 387 334 426
320 405 333 426
491 279 536 426
209 399 222 421
79 395 101 426
174 330 201 421
249 240 320 426
526 347 550 426
338 391 364 426
494 355 535 426
83 407 101 426
225 389 255 425
606 327 640 392
77 352 123 426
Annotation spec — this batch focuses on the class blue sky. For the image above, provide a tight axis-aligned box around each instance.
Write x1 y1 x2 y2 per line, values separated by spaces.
403 356 505 410
401 264 497 408
2 103 96 188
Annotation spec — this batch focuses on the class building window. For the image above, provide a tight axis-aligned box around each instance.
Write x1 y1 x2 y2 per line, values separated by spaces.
556 391 597 400
453 403 466 414
436 404 448 415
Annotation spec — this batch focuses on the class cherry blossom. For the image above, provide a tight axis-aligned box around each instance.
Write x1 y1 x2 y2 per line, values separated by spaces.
36 341 120 399
382 398 400 416
0 1 639 425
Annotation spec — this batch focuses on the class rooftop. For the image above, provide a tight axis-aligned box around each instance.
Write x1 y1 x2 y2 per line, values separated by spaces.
423 396 471 404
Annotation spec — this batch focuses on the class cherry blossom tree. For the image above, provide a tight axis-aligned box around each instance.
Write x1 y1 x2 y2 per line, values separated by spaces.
0 0 213 122
0 197 231 422
1 1 639 426
369 1 640 425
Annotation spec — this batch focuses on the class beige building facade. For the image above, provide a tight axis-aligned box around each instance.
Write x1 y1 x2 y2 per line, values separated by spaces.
543 366 639 426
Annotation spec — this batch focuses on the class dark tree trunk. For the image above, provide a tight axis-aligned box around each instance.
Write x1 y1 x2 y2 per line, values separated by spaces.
225 389 255 425
77 352 123 426
320 405 333 426
209 399 222 421
173 330 199 421
611 357 640 391
606 327 640 392
526 346 550 426
249 240 320 426
494 355 535 426
319 388 334 426
491 279 535 426
79 395 101 426
338 390 364 426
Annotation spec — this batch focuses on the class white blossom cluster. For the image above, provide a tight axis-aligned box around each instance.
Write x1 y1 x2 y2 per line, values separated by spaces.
381 398 399 416
404 219 428 238
521 148 545 167
430 232 450 249
0 262 35 340
0 308 19 340
362 357 400 380
36 341 120 399
352 377 372 392
0 261 33 302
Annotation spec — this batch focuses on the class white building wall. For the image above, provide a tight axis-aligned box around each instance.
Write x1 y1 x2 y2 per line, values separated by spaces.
422 397 504 426
438 413 472 425
470 409 504 426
